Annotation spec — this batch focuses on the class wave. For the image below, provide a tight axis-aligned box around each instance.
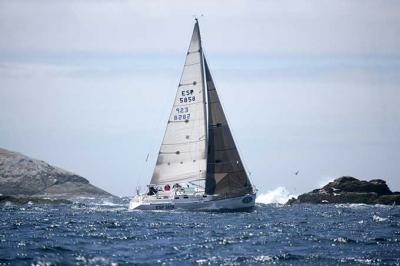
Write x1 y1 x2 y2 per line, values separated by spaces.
372 214 388 222
92 200 123 206
256 187 297 204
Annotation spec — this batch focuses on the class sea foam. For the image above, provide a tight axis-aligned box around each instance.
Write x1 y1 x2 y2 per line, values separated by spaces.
256 187 297 204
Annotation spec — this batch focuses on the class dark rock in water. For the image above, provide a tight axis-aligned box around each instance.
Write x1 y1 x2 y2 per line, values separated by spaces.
314 176 392 195
0 195 71 204
0 148 114 200
287 176 400 205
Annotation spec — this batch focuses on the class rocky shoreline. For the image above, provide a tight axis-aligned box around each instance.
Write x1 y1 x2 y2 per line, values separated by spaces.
287 176 400 205
0 148 114 200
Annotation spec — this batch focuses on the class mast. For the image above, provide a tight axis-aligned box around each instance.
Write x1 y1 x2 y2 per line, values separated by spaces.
196 18 209 180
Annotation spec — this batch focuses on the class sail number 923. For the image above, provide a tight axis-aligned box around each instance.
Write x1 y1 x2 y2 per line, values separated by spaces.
174 107 190 121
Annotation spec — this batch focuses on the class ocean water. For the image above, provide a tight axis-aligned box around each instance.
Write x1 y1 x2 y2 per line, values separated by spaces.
0 201 399 265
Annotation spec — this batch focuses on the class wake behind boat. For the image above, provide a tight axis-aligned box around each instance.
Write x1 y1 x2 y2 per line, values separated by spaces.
129 20 256 211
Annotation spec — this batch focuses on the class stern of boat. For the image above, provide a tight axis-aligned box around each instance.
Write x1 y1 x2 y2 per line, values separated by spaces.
203 192 257 211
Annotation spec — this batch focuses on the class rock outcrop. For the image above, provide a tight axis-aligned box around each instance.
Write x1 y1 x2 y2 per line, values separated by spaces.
0 148 113 199
287 176 400 205
0 195 71 204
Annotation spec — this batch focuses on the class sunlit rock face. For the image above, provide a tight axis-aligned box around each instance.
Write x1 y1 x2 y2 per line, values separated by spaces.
287 176 400 205
0 148 113 199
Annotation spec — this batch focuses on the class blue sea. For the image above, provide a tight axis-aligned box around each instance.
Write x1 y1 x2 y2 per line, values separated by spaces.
1 201 399 265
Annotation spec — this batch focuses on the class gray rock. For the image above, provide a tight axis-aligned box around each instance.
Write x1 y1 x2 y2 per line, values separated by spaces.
0 195 71 204
287 176 400 205
0 148 114 199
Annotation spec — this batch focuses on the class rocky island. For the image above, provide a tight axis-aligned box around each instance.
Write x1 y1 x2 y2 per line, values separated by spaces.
0 148 114 203
287 176 400 205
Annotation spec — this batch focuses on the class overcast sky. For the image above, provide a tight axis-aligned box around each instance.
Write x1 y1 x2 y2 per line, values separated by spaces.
1 0 399 196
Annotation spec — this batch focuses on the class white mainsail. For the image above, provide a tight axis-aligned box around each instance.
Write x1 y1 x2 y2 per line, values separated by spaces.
150 21 207 186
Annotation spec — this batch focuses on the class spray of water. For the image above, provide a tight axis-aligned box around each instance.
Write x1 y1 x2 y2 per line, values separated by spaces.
256 187 297 204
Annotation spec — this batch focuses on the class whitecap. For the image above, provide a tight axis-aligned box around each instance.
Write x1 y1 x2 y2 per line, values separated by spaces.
334 203 369 209
75 255 118 266
94 200 125 207
3 201 12 206
372 215 388 222
254 255 277 262
256 187 297 204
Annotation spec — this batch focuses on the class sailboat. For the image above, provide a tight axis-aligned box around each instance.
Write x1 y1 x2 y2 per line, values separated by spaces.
129 20 256 211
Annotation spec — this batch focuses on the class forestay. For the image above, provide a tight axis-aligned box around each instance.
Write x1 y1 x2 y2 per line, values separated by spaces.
150 21 207 186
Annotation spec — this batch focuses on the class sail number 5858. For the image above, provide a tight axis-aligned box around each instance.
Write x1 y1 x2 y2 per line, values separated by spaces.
179 96 196 103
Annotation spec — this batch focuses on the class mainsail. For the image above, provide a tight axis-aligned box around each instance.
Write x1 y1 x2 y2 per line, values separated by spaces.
150 21 207 186
204 59 252 196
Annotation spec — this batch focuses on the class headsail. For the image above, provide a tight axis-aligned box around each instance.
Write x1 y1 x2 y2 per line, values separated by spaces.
205 59 253 196
150 21 207 186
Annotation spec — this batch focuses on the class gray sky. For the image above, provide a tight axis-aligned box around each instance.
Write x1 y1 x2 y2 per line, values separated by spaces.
1 0 399 196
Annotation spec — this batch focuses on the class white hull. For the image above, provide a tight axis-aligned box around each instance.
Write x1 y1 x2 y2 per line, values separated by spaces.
129 192 256 211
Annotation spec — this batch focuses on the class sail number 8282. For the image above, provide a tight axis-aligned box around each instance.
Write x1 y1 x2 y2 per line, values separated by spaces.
174 114 190 121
